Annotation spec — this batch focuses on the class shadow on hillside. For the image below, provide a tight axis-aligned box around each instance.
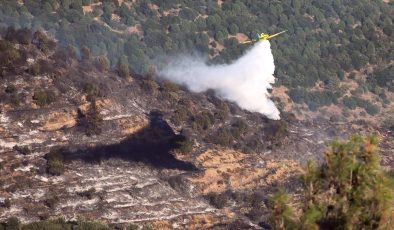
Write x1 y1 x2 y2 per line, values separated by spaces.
65 111 197 171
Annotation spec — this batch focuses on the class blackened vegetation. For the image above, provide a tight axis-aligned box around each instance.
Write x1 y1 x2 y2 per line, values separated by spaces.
65 112 196 171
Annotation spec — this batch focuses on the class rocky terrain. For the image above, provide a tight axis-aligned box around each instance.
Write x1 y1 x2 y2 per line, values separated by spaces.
0 29 393 229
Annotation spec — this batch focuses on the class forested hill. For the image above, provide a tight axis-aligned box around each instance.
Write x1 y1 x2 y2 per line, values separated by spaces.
1 0 393 118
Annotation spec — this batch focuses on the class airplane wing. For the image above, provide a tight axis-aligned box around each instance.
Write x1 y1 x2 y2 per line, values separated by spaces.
241 40 255 44
266 30 287 40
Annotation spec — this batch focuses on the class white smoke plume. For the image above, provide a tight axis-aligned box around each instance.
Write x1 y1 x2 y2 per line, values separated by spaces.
157 40 280 120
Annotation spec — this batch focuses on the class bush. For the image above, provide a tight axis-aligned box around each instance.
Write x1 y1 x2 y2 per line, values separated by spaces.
1 199 11 209
171 106 189 125
77 188 96 199
142 79 160 93
6 217 20 230
29 62 41 75
207 192 228 209
85 101 103 136
96 55 109 71
213 128 234 147
81 46 91 61
13 145 30 155
192 111 214 131
46 149 64 176
160 80 178 92
32 30 56 53
117 62 130 78
230 119 248 138
44 192 59 209
33 90 56 106
173 135 193 154
0 40 21 67
4 85 17 94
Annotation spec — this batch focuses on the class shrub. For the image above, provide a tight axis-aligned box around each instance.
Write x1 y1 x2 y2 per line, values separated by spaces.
84 100 103 136
117 62 130 78
13 145 31 155
213 129 234 147
4 85 17 94
171 106 189 125
192 111 214 131
81 46 91 61
96 55 109 71
29 62 41 75
1 199 11 209
0 40 21 67
127 224 139 230
32 30 56 53
46 149 64 176
77 188 96 199
230 119 248 138
160 80 178 92
173 135 193 154
6 217 20 230
142 79 160 93
207 192 228 209
44 192 59 209
33 90 56 106
83 83 102 99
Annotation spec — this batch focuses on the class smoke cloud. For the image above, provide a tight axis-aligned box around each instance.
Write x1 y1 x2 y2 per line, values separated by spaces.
157 41 280 120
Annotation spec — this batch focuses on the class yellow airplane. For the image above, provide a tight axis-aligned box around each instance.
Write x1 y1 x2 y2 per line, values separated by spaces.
241 30 287 44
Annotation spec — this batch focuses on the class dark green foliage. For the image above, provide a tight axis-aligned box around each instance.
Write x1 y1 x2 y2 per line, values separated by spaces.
85 100 103 136
6 217 20 230
171 106 190 126
29 62 41 75
12 145 30 155
1 199 11 209
117 62 130 79
342 96 380 115
127 224 139 230
81 46 91 61
4 85 16 94
77 188 96 199
268 136 394 229
46 149 65 176
32 30 56 53
96 55 109 71
0 40 21 67
5 27 32 45
213 128 234 147
230 119 248 138
44 192 59 209
288 88 338 110
83 83 102 99
268 189 297 230
207 192 228 209
192 111 214 131
173 135 193 154
32 90 56 106
160 80 178 92
20 218 110 230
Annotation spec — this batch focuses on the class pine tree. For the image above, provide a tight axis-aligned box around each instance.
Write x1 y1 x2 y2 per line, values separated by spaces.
268 135 394 229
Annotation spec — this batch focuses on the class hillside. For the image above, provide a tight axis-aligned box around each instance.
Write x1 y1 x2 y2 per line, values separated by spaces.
1 0 394 229
0 27 393 229
1 0 393 121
